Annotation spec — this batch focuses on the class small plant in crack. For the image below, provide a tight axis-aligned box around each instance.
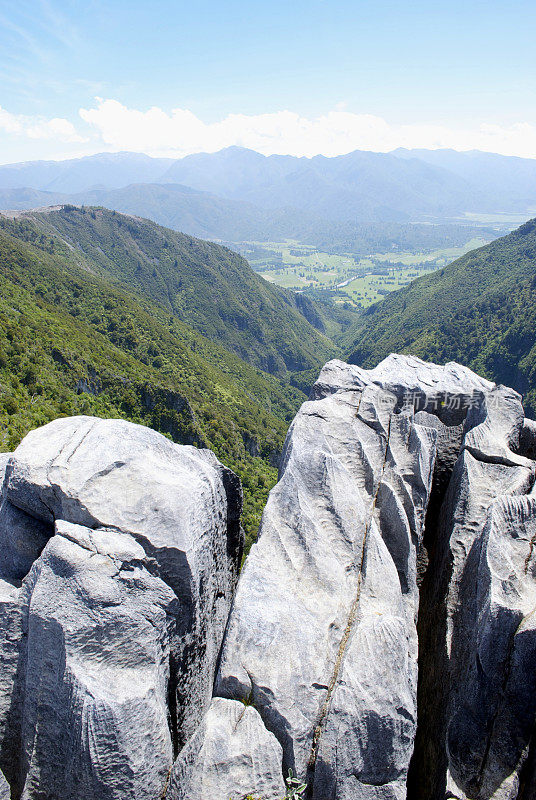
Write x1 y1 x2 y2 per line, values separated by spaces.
284 769 307 799
237 769 307 800
239 689 255 707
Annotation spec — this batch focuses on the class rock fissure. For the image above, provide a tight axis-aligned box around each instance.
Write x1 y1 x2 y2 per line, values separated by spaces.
306 414 393 790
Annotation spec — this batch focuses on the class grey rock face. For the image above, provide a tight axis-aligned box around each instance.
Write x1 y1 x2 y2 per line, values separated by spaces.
20 520 178 800
0 497 51 584
0 417 242 800
1 356 536 800
175 355 536 800
0 578 22 779
169 697 285 800
447 494 536 800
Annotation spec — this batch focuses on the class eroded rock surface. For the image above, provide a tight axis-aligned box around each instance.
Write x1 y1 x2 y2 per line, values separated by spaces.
169 697 285 800
0 417 242 800
174 355 536 800
1 355 536 800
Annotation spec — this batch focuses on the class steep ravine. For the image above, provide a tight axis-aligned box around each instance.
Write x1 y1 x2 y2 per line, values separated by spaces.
406 410 466 799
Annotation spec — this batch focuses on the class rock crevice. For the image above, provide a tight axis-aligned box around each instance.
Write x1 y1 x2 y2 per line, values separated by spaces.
172 355 536 800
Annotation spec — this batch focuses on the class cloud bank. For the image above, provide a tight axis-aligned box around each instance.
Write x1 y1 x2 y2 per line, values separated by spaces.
78 100 536 159
0 106 86 144
3 98 536 160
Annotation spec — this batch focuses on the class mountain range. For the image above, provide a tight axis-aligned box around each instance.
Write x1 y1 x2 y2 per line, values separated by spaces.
1 147 535 228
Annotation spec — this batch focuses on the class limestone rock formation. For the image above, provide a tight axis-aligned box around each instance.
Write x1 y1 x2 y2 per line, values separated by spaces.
0 771 9 800
0 417 242 800
1 355 536 800
173 355 536 800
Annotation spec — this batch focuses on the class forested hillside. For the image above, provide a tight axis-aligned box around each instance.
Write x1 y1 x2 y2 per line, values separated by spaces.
0 211 322 548
12 206 350 373
346 218 536 414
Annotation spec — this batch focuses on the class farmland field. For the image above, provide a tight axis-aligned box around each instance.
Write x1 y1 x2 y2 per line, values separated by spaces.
239 238 489 308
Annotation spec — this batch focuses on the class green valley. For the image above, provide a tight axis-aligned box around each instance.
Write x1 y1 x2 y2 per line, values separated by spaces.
240 237 489 308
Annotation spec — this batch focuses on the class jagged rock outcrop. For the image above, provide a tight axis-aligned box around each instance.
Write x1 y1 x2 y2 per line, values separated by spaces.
0 417 242 800
1 356 536 800
172 355 536 800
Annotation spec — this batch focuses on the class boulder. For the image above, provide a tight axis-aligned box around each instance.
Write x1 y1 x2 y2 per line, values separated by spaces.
0 417 242 800
169 698 285 800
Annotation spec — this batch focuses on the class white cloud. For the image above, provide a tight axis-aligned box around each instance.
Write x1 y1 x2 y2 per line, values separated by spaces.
78 98 536 159
0 106 86 143
2 99 536 162
26 116 85 141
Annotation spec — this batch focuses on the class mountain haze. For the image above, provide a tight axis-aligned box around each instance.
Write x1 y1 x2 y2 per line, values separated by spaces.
2 147 536 225
0 185 497 254
394 147 536 211
0 152 174 193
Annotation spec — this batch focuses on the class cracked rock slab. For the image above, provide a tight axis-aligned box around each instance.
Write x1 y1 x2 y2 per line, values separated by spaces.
209 358 443 799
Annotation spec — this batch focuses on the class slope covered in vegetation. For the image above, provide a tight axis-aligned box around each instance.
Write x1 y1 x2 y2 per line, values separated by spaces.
16 206 346 374
0 212 314 548
346 218 536 414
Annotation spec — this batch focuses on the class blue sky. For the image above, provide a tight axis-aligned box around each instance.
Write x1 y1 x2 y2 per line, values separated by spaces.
0 0 535 163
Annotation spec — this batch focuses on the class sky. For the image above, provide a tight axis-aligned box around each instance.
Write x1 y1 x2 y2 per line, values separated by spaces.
0 0 535 164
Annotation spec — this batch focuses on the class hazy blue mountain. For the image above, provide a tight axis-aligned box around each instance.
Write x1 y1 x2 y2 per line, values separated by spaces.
0 183 497 254
160 146 486 221
393 148 536 211
0 152 173 193
161 146 299 198
1 147 535 224
0 187 68 209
